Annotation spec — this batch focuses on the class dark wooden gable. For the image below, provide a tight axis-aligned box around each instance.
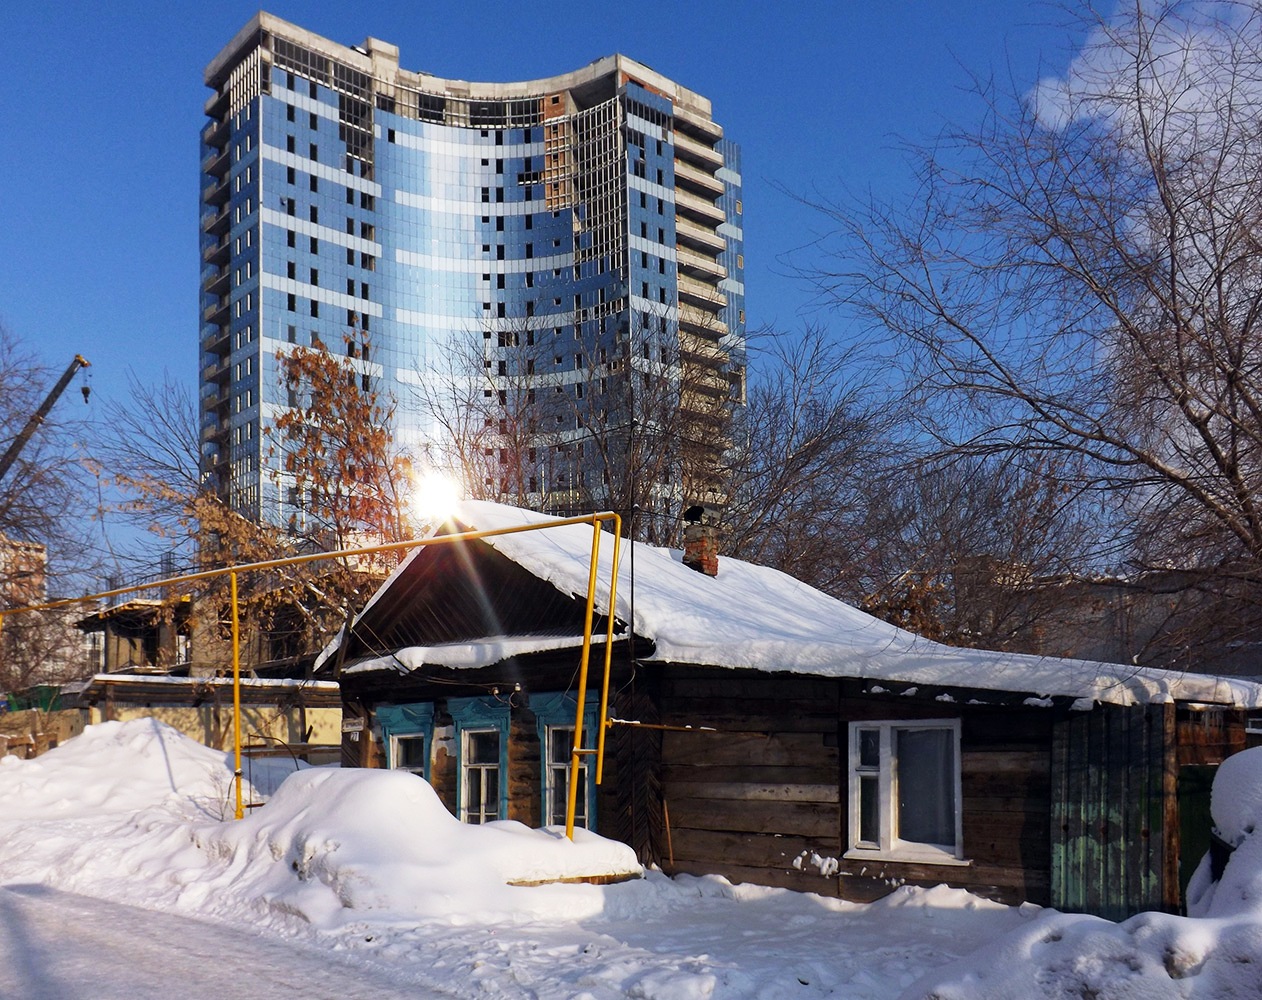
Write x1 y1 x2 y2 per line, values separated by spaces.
334 536 598 668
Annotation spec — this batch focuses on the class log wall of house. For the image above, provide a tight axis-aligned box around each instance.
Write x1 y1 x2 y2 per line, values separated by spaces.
508 712 542 826
1176 706 1247 767
655 667 1054 906
599 670 663 864
956 708 1052 905
656 669 842 895
345 659 1249 918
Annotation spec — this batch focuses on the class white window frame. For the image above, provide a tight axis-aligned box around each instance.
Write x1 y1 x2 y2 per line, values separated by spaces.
845 718 967 866
389 733 427 778
460 727 502 824
543 724 590 829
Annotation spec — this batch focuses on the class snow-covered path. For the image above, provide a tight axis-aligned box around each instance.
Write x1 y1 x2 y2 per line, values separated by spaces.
0 884 450 1000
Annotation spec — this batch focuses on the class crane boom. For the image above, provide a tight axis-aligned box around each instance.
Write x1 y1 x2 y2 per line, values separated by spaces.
0 354 91 485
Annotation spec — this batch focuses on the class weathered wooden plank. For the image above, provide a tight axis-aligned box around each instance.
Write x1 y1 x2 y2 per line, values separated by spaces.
1084 706 1105 917
663 730 836 768
960 750 1049 775
663 694 842 720
961 768 1051 799
1177 708 1247 766
840 700 962 723
1125 700 1147 916
838 861 1050 903
962 711 1055 746
1064 712 1088 913
962 769 1052 799
667 837 1050 908
659 708 841 734
667 797 840 838
667 828 841 873
663 763 841 786
961 794 1052 815
962 813 1052 867
1160 702 1179 912
1105 706 1130 920
669 858 842 896
663 780 839 804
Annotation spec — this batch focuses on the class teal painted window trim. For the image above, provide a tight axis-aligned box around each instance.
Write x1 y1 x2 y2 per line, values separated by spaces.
532 690 599 829
448 695 510 822
376 702 435 780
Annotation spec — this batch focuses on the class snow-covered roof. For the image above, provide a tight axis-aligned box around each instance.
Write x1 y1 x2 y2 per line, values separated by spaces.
338 501 1262 709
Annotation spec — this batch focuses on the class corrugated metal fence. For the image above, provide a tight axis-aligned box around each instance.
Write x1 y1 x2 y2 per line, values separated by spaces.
1051 702 1173 920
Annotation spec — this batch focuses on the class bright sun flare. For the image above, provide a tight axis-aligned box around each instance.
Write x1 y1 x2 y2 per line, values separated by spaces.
411 471 463 524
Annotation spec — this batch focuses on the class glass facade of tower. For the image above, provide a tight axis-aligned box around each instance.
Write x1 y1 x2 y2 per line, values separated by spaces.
201 15 744 528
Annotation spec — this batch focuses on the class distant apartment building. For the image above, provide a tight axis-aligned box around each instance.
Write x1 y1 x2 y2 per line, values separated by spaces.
201 13 744 529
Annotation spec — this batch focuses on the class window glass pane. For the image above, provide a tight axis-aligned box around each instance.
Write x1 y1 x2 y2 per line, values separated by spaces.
550 727 573 765
463 728 501 824
467 767 486 821
546 726 587 827
858 729 879 768
468 729 499 764
896 728 955 847
859 776 880 844
552 762 570 822
394 735 425 773
485 765 499 814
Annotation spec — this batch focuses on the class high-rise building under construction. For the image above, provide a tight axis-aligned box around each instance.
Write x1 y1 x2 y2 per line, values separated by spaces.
201 13 744 529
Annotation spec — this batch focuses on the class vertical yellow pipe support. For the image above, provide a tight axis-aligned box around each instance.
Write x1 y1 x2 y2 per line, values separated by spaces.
565 518 604 840
230 571 244 820
595 515 622 785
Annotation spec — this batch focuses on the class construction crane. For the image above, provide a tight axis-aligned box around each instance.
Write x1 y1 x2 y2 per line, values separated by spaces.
0 354 91 485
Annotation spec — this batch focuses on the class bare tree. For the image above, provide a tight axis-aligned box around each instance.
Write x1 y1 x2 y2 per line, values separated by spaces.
96 332 416 672
274 331 413 553
419 324 567 511
857 456 1097 650
418 306 739 546
810 1 1262 665
720 326 888 596
0 327 105 690
98 369 202 558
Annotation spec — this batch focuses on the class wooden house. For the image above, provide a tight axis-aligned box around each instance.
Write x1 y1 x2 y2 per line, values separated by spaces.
322 502 1262 920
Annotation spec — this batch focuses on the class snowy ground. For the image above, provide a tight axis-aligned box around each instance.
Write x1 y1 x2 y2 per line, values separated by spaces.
1 720 1260 999
0 884 451 999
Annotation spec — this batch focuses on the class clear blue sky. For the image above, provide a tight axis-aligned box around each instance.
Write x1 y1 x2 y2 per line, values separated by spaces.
0 0 1085 412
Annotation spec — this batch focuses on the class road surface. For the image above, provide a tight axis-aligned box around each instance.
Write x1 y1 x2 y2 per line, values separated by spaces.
0 884 456 999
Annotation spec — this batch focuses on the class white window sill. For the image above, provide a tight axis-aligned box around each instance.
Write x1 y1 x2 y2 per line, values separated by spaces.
843 847 972 868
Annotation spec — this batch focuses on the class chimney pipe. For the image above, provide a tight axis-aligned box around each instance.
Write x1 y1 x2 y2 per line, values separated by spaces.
682 504 720 577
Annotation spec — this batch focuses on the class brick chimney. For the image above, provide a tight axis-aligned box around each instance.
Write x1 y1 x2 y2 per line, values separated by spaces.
681 504 720 577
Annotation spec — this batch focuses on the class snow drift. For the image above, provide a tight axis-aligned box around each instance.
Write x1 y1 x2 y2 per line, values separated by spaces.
194 766 642 926
908 745 1262 999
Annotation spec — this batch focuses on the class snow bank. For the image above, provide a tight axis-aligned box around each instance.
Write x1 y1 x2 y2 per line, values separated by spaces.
0 720 639 932
0 717 241 822
1209 745 1262 848
910 745 1262 999
195 766 641 927
1185 746 1262 922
